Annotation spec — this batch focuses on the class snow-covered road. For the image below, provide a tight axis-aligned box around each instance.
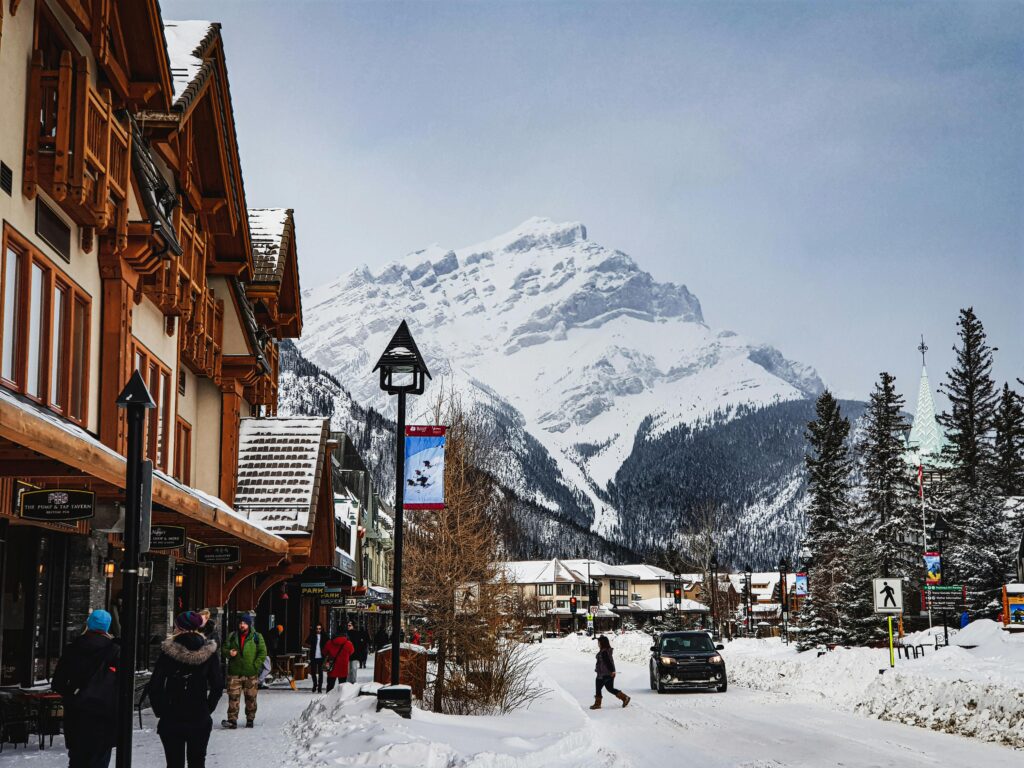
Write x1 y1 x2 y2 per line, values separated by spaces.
3 643 1020 766
539 643 1021 767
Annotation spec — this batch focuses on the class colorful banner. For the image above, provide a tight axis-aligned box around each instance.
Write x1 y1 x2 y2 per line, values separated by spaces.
923 552 942 586
794 573 808 597
404 425 446 509
1007 595 1024 625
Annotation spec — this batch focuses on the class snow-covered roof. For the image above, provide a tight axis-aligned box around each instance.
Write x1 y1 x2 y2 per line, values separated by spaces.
163 20 219 108
621 563 675 581
562 559 637 579
234 417 330 534
623 597 709 613
502 559 588 585
547 607 619 617
248 208 293 284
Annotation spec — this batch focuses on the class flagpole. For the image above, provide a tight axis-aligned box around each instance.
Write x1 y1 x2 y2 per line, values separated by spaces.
920 462 932 630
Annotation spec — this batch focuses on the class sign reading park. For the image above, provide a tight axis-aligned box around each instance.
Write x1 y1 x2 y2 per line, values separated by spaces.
148 525 187 550
19 489 95 522
195 545 241 566
921 585 966 612
872 578 903 613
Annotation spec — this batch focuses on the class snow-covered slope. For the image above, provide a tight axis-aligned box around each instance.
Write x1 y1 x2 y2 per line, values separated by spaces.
298 218 823 540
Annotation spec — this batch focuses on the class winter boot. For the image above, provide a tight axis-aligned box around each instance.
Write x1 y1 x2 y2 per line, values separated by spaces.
221 720 237 729
589 696 602 710
245 720 255 728
615 692 631 708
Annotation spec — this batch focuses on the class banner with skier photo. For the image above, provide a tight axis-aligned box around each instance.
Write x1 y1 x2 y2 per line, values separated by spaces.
794 573 808 597
404 425 446 509
923 552 942 586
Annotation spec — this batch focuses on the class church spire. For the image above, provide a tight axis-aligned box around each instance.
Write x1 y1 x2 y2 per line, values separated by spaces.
905 335 947 465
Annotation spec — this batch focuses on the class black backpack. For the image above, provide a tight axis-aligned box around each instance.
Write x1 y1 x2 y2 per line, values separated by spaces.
161 662 202 714
74 645 119 713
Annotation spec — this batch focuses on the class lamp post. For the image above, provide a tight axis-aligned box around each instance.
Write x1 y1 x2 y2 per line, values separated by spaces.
744 564 752 636
709 554 719 638
933 511 949 646
778 558 789 645
115 370 156 768
373 321 430 716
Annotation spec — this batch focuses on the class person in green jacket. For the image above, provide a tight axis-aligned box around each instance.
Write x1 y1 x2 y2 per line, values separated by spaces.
220 613 267 728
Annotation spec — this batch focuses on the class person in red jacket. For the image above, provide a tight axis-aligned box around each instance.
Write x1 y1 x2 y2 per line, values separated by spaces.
323 629 355 692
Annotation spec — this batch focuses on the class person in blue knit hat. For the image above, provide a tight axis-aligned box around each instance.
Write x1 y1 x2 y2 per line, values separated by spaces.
221 612 266 728
52 609 120 768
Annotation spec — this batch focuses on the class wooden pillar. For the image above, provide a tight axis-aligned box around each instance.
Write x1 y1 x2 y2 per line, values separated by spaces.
97 246 140 453
219 379 243 504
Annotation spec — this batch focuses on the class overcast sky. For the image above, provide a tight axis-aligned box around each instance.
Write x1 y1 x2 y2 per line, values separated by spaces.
164 0 1022 406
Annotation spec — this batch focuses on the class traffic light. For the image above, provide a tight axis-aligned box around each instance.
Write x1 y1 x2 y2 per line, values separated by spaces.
673 587 682 605
569 596 578 614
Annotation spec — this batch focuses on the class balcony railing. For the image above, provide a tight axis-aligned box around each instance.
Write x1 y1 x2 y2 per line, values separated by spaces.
145 210 209 318
180 289 224 381
245 340 279 414
24 50 131 246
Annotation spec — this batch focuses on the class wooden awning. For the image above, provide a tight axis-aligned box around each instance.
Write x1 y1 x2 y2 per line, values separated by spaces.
0 389 287 554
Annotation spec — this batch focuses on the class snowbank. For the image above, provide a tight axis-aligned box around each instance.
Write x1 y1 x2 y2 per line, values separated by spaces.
556 630 655 665
288 678 608 766
722 622 1024 748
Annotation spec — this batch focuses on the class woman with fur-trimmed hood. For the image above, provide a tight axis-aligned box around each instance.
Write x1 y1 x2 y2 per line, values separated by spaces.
149 611 224 768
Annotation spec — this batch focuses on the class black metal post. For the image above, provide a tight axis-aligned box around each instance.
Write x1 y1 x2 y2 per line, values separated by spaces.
390 389 406 686
938 537 948 646
710 559 718 637
116 404 144 768
779 560 789 644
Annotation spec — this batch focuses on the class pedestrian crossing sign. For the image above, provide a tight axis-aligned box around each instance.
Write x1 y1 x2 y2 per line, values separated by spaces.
873 578 903 613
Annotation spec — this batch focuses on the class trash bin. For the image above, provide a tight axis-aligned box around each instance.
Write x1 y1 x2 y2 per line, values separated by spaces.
293 662 308 681
373 645 427 698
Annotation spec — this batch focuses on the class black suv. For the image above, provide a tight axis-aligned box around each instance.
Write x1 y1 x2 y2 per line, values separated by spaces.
649 631 727 693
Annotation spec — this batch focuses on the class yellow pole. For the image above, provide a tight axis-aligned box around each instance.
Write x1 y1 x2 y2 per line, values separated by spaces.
888 616 895 668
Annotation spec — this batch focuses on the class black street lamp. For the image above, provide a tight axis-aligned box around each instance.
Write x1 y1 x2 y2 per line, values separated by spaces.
373 320 430 716
744 564 753 636
932 511 950 646
709 554 719 638
778 558 789 645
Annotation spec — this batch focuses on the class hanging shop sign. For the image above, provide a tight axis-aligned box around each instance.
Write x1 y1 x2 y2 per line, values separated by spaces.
19 488 95 522
794 573 808 597
404 425 446 510
195 545 241 566
183 538 202 562
148 525 187 550
923 552 942 586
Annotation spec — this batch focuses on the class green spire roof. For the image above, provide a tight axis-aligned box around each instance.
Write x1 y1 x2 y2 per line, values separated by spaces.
905 365 947 466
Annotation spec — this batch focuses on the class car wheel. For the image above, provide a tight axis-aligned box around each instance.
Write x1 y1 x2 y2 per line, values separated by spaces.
649 668 656 691
656 676 666 694
717 678 728 693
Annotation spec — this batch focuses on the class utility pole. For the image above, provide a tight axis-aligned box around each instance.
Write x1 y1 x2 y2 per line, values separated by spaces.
115 371 155 768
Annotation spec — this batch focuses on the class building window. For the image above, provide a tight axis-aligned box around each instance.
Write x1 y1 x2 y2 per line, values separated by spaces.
538 584 553 596
539 600 552 611
0 226 90 424
556 584 572 596
174 417 192 484
556 600 567 609
131 342 172 472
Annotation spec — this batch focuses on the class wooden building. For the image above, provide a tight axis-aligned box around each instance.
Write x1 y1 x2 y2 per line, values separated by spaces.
0 1 336 684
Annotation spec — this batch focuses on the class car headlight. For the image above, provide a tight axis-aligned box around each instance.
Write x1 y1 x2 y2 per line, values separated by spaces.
708 655 723 664
659 655 675 665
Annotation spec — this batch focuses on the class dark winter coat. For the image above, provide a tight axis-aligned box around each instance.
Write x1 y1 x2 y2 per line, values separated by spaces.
305 631 328 663
373 628 388 651
323 636 355 680
350 629 369 663
149 634 224 737
595 648 616 677
51 631 120 750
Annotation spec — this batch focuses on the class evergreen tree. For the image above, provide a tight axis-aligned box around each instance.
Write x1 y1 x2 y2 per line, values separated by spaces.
937 308 1005 614
857 372 917 578
798 391 852 649
993 383 1024 497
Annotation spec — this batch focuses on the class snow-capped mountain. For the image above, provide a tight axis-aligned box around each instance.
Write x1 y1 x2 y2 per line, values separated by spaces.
296 217 825 555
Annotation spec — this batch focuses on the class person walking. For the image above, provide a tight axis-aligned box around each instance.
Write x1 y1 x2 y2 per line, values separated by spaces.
373 626 388 653
304 623 328 693
354 624 370 669
148 611 224 768
323 629 355 693
411 629 421 646
52 609 120 768
590 635 630 710
220 613 266 728
346 621 367 681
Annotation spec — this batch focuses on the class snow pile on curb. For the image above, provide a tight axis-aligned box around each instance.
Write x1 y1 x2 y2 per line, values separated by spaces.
287 679 613 766
556 631 654 665
723 621 1024 748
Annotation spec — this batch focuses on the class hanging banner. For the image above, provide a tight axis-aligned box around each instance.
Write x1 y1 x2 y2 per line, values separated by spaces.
404 425 446 509
923 552 942 586
794 572 808 597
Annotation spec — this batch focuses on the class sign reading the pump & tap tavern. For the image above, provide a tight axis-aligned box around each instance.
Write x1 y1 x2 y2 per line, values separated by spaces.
19 489 95 522
195 545 241 566
149 526 187 550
